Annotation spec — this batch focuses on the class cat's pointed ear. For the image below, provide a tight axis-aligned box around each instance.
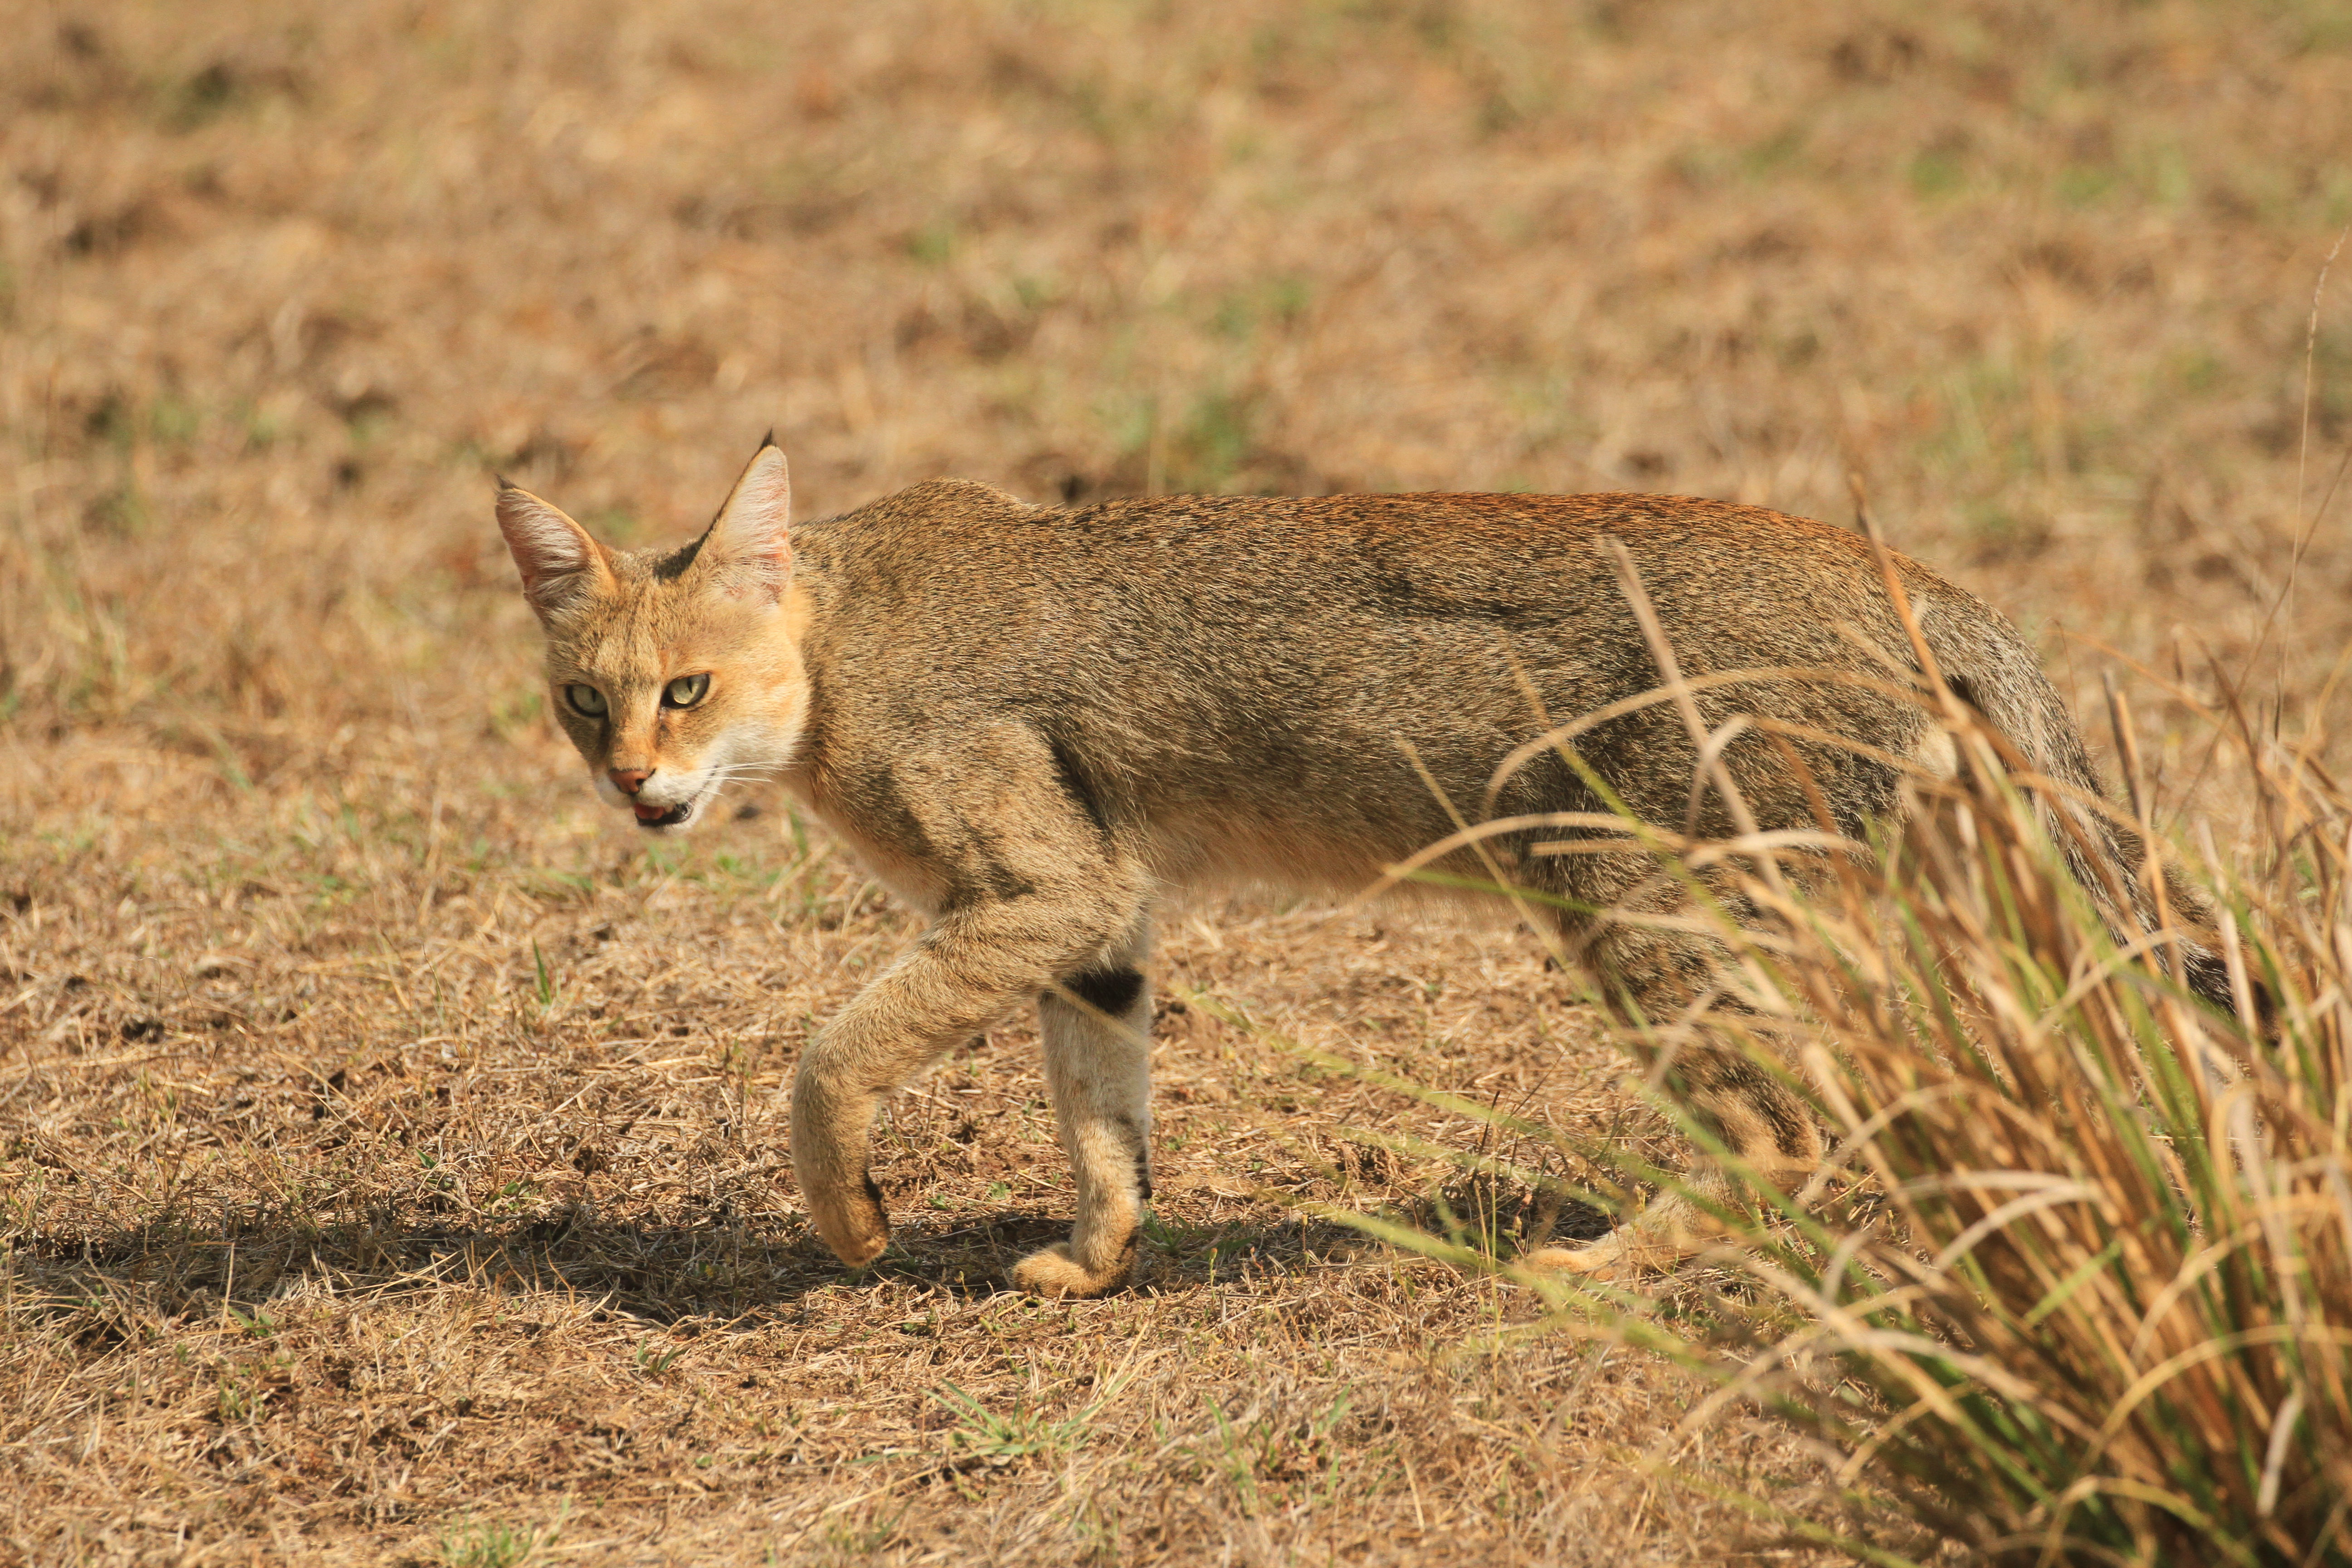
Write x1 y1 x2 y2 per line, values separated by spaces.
495 480 615 623
692 436 791 605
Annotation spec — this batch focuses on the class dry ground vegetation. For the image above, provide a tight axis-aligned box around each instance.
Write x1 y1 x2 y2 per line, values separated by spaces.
2 0 2350 1563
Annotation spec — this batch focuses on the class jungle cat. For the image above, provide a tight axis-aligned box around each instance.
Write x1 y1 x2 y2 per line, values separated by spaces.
495 437 2225 1296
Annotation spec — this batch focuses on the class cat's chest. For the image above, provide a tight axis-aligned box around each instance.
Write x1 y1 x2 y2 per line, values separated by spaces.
780 772 951 919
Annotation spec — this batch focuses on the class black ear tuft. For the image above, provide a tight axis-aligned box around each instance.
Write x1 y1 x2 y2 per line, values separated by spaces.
494 473 515 491
758 428 778 451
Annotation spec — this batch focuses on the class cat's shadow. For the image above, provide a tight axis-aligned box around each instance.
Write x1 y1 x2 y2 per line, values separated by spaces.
9 1205 1422 1328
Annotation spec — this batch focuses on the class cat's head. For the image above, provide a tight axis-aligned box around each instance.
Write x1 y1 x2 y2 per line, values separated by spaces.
495 438 808 834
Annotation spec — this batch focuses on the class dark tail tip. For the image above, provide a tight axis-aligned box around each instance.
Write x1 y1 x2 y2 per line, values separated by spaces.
2184 947 2277 1037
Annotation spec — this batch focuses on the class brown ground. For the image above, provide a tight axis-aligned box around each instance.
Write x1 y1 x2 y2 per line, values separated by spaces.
4 2 2349 1563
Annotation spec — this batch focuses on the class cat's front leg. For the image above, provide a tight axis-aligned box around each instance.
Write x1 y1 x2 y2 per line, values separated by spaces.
789 878 1150 1274
1015 927 1156 1298
787 1014 902 1268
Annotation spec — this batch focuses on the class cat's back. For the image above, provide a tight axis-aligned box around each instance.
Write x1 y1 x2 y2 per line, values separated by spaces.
798 481 1946 644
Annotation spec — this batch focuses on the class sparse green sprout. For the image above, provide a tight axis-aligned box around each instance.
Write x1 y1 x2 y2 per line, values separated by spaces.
437 1516 552 1568
931 1376 1125 1467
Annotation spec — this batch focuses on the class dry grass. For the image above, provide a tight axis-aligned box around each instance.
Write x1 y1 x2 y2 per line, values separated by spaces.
1432 662 2352 1564
1722 688 2352 1565
5 0 2352 1562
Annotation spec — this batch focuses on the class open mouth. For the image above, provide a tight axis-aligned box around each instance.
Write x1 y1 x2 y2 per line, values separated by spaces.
632 799 695 829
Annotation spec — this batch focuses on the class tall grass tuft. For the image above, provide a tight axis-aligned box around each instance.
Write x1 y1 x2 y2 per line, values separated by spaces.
1512 678 2352 1564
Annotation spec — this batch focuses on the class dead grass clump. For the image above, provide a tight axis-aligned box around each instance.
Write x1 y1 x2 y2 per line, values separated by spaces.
1490 685 2352 1564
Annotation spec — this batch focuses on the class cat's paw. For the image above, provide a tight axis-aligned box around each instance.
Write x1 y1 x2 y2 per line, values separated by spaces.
1521 1241 1637 1281
808 1176 891 1269
1521 1225 1694 1283
1011 1241 1132 1298
1520 1190 1729 1282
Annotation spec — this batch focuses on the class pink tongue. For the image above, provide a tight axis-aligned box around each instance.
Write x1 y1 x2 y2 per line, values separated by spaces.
633 802 667 821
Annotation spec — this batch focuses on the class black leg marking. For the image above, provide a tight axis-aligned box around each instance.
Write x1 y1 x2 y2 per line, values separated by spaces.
1062 965 1145 1018
1116 1112 1153 1202
861 1171 886 1208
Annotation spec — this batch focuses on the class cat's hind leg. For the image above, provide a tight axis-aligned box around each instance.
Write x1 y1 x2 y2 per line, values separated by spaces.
1523 1038 1822 1278
1525 864 1822 1279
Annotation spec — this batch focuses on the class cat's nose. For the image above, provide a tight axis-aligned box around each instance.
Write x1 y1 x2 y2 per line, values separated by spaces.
608 767 652 796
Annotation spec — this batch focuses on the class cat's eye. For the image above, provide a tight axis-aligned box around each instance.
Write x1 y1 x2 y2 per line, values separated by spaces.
662 673 710 709
564 684 608 718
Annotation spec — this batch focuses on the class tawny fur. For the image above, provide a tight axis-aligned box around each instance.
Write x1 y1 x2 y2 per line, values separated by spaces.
498 441 2225 1294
